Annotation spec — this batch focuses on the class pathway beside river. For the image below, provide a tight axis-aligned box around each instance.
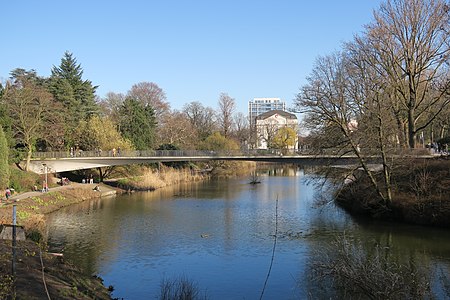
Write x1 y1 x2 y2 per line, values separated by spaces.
5 182 116 203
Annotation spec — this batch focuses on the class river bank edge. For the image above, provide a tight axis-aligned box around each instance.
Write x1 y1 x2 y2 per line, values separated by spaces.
335 158 450 227
0 182 119 299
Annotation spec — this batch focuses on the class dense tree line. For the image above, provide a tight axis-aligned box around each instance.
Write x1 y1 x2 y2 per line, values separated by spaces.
0 51 251 179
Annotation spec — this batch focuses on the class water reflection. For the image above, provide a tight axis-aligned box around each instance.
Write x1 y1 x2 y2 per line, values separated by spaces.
46 166 450 299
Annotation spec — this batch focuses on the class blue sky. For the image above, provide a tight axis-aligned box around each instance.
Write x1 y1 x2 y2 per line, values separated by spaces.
1 0 383 114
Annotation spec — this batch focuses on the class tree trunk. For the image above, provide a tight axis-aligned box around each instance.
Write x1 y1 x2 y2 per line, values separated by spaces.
439 124 446 140
377 102 392 205
25 147 32 172
408 107 416 149
430 123 434 143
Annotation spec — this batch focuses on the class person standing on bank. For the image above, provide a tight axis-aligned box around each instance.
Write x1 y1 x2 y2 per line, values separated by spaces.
5 187 11 201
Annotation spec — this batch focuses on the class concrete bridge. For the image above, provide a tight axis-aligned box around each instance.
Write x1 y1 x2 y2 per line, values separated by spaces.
27 149 433 174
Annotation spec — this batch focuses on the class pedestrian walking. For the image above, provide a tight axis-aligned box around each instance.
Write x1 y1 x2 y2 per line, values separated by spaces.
42 181 48 192
5 187 11 201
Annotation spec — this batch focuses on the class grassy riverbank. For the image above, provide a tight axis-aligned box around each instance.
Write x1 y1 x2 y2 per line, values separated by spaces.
336 158 450 227
0 183 117 299
0 239 113 299
0 183 117 238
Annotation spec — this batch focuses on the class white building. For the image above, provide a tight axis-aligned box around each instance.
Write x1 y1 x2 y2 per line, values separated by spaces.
248 98 286 126
255 110 298 149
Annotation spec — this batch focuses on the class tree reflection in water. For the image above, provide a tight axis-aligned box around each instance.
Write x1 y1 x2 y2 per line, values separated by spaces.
306 233 450 299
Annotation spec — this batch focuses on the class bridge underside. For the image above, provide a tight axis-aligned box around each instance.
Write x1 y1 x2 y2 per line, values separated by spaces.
27 155 374 174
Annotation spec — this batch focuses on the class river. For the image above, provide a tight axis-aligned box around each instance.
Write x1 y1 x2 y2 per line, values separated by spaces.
45 166 450 299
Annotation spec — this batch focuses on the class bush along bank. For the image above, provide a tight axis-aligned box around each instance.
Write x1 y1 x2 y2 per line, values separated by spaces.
335 159 450 227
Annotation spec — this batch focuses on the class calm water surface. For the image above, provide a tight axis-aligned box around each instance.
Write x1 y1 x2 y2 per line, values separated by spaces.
46 167 450 299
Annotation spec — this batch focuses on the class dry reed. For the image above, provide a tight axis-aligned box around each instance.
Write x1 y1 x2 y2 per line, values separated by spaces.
125 166 207 190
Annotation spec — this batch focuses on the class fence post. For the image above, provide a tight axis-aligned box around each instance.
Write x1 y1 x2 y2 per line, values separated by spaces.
12 204 17 278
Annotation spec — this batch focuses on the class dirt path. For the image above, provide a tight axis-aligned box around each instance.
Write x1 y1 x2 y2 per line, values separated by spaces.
2 182 116 205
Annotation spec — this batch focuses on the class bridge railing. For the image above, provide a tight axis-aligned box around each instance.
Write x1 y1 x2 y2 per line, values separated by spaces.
31 147 434 159
32 148 317 159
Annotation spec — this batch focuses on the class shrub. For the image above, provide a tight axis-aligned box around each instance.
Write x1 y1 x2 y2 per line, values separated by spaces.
9 168 40 193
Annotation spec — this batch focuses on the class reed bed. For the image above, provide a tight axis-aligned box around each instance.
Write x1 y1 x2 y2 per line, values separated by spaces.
120 166 208 191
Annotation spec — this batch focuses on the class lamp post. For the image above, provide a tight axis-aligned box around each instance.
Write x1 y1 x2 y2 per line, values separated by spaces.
42 163 48 192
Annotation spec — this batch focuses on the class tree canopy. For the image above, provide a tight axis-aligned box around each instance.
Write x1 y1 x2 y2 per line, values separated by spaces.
272 127 297 150
118 97 157 150
72 115 134 152
2 75 62 170
200 132 239 151
50 51 99 127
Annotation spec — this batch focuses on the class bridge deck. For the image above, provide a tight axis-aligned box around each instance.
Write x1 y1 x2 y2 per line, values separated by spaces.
27 149 437 174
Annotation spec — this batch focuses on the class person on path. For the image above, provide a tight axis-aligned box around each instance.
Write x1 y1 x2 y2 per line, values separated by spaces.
5 187 11 201
42 181 48 192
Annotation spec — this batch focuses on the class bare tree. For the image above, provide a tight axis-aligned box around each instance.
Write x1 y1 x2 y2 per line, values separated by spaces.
296 51 394 206
127 82 170 118
183 101 217 141
232 112 250 147
3 79 58 170
217 93 236 138
256 119 281 149
359 0 450 148
99 92 125 122
158 110 198 149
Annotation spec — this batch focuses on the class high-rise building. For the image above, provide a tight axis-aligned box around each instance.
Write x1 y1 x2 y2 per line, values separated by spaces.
248 98 286 125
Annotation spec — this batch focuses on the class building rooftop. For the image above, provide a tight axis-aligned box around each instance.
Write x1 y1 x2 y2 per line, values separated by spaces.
255 109 297 120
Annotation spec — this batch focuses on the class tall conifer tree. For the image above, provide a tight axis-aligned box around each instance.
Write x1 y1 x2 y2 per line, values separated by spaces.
119 98 157 150
50 51 99 129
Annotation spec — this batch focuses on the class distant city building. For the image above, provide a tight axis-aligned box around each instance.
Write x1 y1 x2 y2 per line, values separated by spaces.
255 110 298 149
248 98 286 126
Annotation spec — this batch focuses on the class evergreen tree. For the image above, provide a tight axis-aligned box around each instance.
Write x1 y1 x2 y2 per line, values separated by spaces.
119 98 157 150
0 125 10 189
0 83 13 145
50 51 99 127
0 101 13 148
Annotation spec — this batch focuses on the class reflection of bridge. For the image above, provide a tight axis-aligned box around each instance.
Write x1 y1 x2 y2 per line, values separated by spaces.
27 149 431 174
